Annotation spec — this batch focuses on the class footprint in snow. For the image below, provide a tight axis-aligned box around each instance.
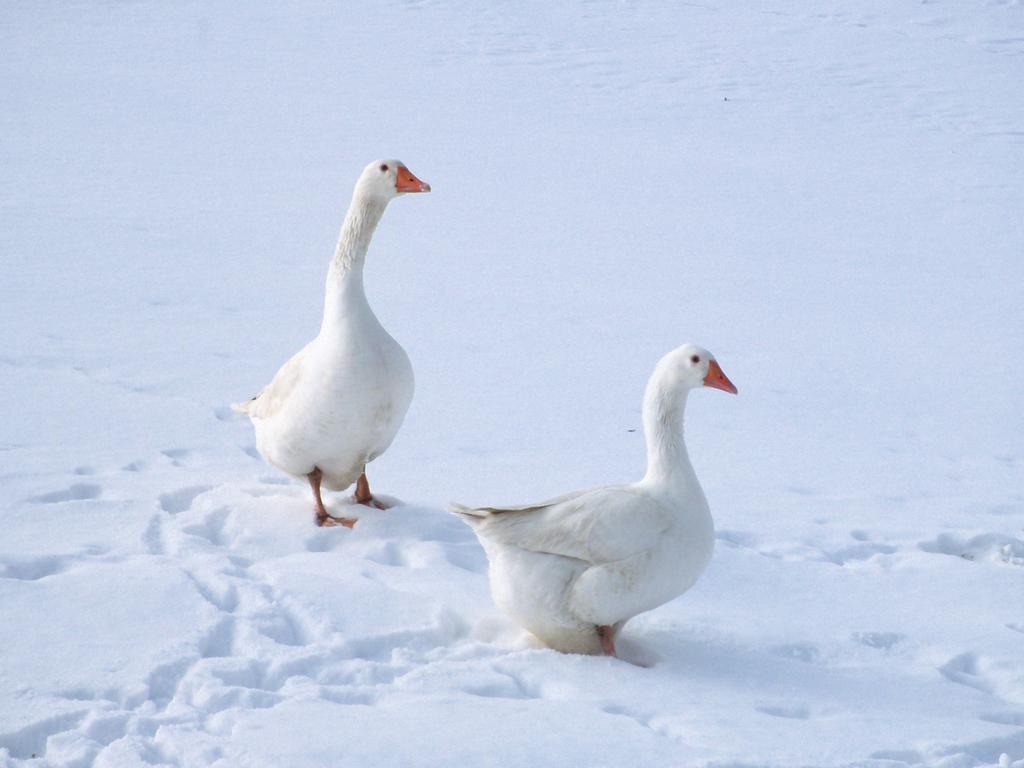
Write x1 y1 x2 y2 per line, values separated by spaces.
852 631 905 650
756 703 810 720
939 652 993 695
158 485 213 514
319 688 377 706
30 483 102 503
143 515 164 555
184 567 240 613
0 711 88 760
255 606 315 647
0 546 109 581
161 448 191 466
823 541 897 565
181 507 233 546
463 671 538 701
199 616 237 658
601 704 652 727
363 540 410 567
213 405 240 421
920 532 1024 566
0 555 74 581
770 642 820 664
980 711 1024 726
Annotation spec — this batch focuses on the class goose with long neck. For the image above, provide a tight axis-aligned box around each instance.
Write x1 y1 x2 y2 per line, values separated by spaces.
236 160 430 527
452 344 737 657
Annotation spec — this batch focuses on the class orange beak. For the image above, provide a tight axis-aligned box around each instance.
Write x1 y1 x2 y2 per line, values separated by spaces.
704 360 738 394
395 166 431 193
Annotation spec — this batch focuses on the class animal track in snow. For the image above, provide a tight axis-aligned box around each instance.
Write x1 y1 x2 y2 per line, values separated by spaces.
852 632 905 650
364 541 410 567
142 515 164 555
463 676 536 700
0 547 108 581
181 506 233 546
940 653 992 695
459 665 544 701
0 711 88 760
80 710 132 748
339 622 461 663
980 711 1024 726
822 541 897 565
213 405 238 421
770 642 821 664
601 703 655 728
145 655 197 707
715 529 897 566
0 554 74 581
319 687 377 706
191 677 283 715
920 533 1024 566
186 570 240 613
254 603 316 647
161 448 191 466
715 529 760 549
200 617 237 659
158 484 213 514
305 530 344 553
756 703 811 720
30 483 102 503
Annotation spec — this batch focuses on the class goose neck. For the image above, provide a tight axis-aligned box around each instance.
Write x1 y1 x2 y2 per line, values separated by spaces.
321 193 387 334
330 193 388 275
641 379 696 489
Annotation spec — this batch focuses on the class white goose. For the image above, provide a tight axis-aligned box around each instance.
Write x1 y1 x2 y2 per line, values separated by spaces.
452 344 737 656
236 160 431 527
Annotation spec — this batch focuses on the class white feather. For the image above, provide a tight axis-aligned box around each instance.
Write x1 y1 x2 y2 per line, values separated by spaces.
239 160 425 492
452 344 735 654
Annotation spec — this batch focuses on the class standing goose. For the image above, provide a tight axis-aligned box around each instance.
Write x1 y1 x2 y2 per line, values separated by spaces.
236 160 430 527
452 344 737 656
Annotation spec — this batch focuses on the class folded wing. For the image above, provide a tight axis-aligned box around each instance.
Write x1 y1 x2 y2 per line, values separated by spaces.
452 486 670 565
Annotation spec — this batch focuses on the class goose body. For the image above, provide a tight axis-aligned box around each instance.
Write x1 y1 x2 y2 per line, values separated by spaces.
244 308 413 492
453 344 737 655
237 160 430 523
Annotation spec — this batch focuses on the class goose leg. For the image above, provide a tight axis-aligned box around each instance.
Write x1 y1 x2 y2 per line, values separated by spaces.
354 470 388 510
308 468 357 528
597 625 617 657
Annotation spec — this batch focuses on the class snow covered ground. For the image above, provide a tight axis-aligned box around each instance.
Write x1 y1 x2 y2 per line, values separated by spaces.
2 2 1023 765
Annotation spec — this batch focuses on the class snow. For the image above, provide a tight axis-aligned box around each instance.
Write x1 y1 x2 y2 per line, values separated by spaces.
2 1 1023 765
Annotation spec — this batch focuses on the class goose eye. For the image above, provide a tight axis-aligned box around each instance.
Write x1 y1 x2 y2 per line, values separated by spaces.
690 355 701 364
379 163 389 172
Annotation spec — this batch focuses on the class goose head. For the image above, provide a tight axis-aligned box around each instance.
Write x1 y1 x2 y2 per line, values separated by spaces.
355 159 431 202
653 344 738 397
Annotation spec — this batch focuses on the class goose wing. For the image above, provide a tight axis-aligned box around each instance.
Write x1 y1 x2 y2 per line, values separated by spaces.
452 486 670 565
236 344 312 420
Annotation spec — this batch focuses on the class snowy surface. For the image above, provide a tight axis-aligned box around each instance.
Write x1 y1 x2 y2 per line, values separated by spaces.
2 2 1023 766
